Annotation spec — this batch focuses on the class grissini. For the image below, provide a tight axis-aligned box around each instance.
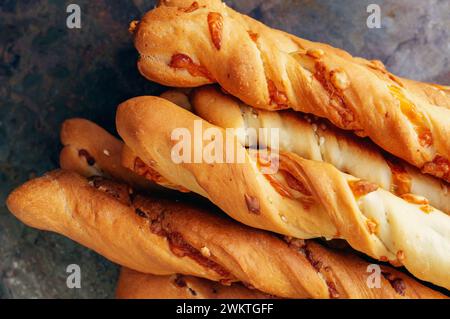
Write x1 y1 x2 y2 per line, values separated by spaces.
59 118 447 298
191 86 449 214
60 118 156 191
60 117 186 193
116 268 271 299
132 0 450 182
60 88 197 192
6 169 322 298
116 96 450 290
59 118 303 299
6 170 446 298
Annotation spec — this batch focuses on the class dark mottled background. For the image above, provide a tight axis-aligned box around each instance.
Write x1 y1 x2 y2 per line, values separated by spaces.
0 0 449 298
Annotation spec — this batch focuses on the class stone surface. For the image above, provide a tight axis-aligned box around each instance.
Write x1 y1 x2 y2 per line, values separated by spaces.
0 0 448 298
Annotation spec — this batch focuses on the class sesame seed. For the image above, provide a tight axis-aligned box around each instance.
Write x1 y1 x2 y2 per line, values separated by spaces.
312 123 318 132
280 214 287 222
103 149 110 156
319 136 325 146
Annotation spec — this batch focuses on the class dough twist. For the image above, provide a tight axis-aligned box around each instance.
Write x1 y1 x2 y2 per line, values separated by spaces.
116 96 450 289
133 0 450 182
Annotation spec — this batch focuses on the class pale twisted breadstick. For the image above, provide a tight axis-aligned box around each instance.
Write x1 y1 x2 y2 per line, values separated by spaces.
132 0 450 182
192 86 449 214
7 170 446 299
116 268 271 299
116 96 450 290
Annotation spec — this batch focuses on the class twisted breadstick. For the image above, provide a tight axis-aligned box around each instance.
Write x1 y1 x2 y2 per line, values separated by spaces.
7 170 446 298
132 0 450 182
192 86 449 214
60 118 156 191
60 117 447 298
116 268 270 299
60 118 187 192
60 89 196 192
116 96 450 290
59 118 288 299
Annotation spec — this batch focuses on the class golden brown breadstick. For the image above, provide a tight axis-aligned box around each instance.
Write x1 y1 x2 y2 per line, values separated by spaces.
116 268 271 299
60 118 155 190
132 0 450 182
191 86 449 214
60 118 188 192
116 96 450 290
7 170 446 298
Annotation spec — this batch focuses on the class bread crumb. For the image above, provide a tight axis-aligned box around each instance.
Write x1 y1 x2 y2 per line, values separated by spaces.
200 246 211 257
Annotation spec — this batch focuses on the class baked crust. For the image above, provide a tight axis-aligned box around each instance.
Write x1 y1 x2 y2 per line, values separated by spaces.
192 86 449 214
132 0 450 182
116 268 270 299
10 116 447 298
6 170 446 298
60 118 156 191
116 96 450 289
6 170 322 298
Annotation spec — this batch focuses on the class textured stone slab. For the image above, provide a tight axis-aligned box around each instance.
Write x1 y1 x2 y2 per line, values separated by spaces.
0 0 448 298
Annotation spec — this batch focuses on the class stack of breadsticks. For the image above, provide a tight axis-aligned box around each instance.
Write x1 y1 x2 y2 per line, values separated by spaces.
7 0 449 299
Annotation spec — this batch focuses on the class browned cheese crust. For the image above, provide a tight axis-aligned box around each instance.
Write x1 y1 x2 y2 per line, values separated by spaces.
116 96 450 290
191 86 449 214
132 0 450 182
7 170 446 298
